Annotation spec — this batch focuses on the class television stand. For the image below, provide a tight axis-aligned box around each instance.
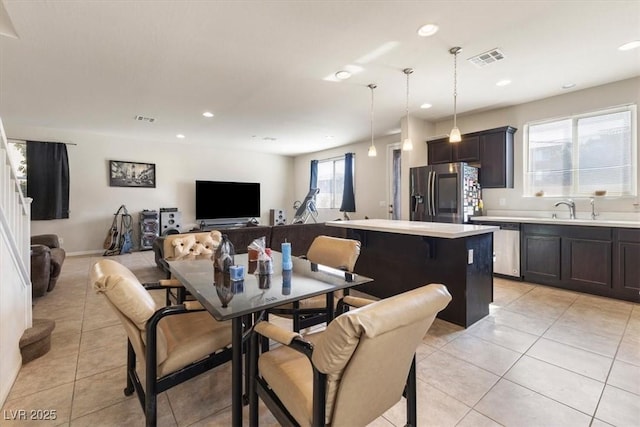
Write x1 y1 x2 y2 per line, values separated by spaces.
199 220 251 231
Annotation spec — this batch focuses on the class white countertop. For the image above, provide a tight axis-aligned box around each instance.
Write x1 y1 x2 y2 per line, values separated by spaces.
471 216 640 229
326 219 498 239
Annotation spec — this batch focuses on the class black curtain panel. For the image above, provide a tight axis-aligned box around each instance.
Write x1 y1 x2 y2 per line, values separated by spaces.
309 159 318 191
26 141 70 220
340 152 356 212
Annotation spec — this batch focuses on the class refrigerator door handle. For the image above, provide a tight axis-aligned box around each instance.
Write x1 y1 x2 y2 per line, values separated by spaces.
428 171 436 216
430 171 436 217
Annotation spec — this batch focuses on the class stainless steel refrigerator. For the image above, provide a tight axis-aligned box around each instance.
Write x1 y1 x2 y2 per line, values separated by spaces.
410 163 482 223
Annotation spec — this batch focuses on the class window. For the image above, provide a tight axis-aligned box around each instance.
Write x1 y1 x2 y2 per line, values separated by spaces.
524 105 637 197
316 157 352 209
7 141 27 195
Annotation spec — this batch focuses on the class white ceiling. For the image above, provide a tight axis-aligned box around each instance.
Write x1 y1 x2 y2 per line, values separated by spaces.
1 0 639 156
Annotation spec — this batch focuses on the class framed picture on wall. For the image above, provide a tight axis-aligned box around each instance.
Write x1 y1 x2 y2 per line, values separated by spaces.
109 160 156 188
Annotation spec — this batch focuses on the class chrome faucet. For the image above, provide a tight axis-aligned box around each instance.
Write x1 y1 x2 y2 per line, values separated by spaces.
554 199 576 219
590 198 599 220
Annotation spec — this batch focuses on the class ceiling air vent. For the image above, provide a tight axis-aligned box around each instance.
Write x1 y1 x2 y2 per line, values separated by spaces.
134 115 156 123
467 48 505 68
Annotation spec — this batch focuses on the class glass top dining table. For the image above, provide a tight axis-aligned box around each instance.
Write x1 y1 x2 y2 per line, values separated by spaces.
167 251 373 427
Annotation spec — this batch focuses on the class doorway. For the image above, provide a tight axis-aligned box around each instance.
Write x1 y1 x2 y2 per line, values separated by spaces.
387 143 401 220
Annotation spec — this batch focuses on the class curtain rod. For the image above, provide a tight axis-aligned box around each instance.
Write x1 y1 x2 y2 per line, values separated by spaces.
7 137 77 146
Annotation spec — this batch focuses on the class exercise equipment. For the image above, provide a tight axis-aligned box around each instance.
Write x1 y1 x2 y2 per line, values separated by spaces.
291 188 319 224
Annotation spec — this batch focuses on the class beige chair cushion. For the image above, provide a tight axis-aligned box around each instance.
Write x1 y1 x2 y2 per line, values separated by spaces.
91 259 170 364
171 235 197 259
92 266 156 330
271 235 359 319
164 231 222 261
306 235 360 272
274 291 343 313
258 283 451 427
157 310 232 377
258 333 323 427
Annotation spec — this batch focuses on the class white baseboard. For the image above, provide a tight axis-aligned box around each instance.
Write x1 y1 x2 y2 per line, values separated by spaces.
66 249 105 257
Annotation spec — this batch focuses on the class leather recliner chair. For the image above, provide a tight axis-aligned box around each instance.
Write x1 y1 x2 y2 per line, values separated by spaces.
31 234 66 298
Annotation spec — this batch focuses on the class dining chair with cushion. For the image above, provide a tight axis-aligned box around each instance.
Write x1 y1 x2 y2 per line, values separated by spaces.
154 230 222 304
268 235 361 332
89 259 233 427
248 283 452 427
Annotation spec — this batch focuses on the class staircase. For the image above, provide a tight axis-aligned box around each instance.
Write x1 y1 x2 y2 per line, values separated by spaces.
0 118 32 406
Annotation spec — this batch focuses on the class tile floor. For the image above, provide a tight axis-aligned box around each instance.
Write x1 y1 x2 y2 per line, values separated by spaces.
2 251 639 426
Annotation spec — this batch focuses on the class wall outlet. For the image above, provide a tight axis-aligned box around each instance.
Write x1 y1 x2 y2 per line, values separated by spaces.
499 198 506 206
468 249 474 264
59 237 64 245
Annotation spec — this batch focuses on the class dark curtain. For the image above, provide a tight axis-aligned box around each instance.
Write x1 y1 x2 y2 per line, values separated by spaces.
27 141 70 220
340 152 356 212
309 159 318 190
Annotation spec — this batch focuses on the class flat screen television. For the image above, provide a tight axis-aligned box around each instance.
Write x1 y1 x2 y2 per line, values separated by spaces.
195 180 260 223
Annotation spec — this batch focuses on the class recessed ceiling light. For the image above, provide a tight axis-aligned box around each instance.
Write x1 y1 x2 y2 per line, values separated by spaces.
562 83 576 89
335 70 352 80
420 103 433 109
417 24 439 37
325 135 334 140
323 65 363 82
496 79 511 87
176 134 185 139
202 111 214 118
618 40 640 51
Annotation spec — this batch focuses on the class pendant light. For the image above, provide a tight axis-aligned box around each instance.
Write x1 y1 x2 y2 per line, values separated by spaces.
367 83 377 157
402 68 414 151
449 46 462 143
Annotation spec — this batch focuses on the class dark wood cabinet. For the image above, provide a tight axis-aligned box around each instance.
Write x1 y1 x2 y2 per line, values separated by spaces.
521 224 639 302
522 225 562 285
426 126 516 188
479 127 516 188
456 136 480 162
427 135 479 165
427 138 453 164
613 228 640 300
560 227 612 294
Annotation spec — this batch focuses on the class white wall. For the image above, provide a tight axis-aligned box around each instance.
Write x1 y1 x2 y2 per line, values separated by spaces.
8 77 640 254
399 115 435 219
293 135 390 221
0 118 31 407
432 77 640 218
293 133 402 222
294 77 639 223
7 125 296 254
291 114 436 223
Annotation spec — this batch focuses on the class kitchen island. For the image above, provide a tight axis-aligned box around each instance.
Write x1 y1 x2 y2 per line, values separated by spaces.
327 219 498 327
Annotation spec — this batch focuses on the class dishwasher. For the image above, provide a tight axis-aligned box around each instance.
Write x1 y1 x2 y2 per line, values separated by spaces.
477 222 521 278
